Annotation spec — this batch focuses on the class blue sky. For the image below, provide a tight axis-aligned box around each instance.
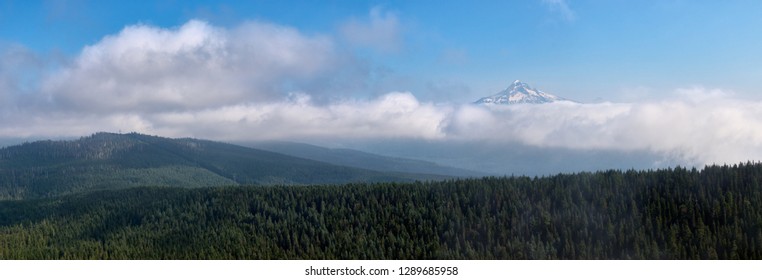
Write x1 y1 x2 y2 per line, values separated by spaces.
2 0 761 102
3 1 762 169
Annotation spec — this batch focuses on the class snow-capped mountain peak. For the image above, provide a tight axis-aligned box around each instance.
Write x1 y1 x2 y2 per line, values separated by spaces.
475 80 567 105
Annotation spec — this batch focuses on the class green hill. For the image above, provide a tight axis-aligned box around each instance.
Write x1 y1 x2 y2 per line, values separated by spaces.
0 132 447 199
245 141 489 177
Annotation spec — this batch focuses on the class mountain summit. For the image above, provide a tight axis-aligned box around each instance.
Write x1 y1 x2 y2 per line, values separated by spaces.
475 80 567 105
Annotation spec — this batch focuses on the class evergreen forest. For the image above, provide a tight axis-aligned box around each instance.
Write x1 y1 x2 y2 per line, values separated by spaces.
1 163 761 259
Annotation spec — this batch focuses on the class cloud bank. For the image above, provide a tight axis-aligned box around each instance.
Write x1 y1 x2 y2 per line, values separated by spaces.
1 19 762 168
448 92 762 166
41 20 337 113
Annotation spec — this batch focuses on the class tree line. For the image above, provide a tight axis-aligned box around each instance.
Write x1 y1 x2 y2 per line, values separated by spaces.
1 163 761 259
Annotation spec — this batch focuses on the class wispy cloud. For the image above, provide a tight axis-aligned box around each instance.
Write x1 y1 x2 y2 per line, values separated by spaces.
542 0 576 22
339 7 402 52
438 48 470 66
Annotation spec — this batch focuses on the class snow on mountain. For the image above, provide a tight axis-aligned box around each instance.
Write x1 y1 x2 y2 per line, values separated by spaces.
475 80 569 105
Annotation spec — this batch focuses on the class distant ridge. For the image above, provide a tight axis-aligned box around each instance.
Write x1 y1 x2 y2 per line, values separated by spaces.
246 141 488 178
0 132 450 199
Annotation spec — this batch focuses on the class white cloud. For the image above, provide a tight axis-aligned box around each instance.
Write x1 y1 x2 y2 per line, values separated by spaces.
340 7 402 52
3 19 762 169
149 91 449 141
41 20 337 113
447 89 762 166
0 91 450 141
542 0 576 22
5 57 762 168
0 112 153 139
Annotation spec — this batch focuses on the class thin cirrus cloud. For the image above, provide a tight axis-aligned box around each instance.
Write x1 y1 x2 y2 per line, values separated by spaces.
1 18 762 168
339 7 402 52
0 45 48 109
542 0 577 22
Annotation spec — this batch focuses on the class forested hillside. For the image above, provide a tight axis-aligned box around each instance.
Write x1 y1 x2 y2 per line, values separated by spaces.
0 133 447 199
1 163 761 259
